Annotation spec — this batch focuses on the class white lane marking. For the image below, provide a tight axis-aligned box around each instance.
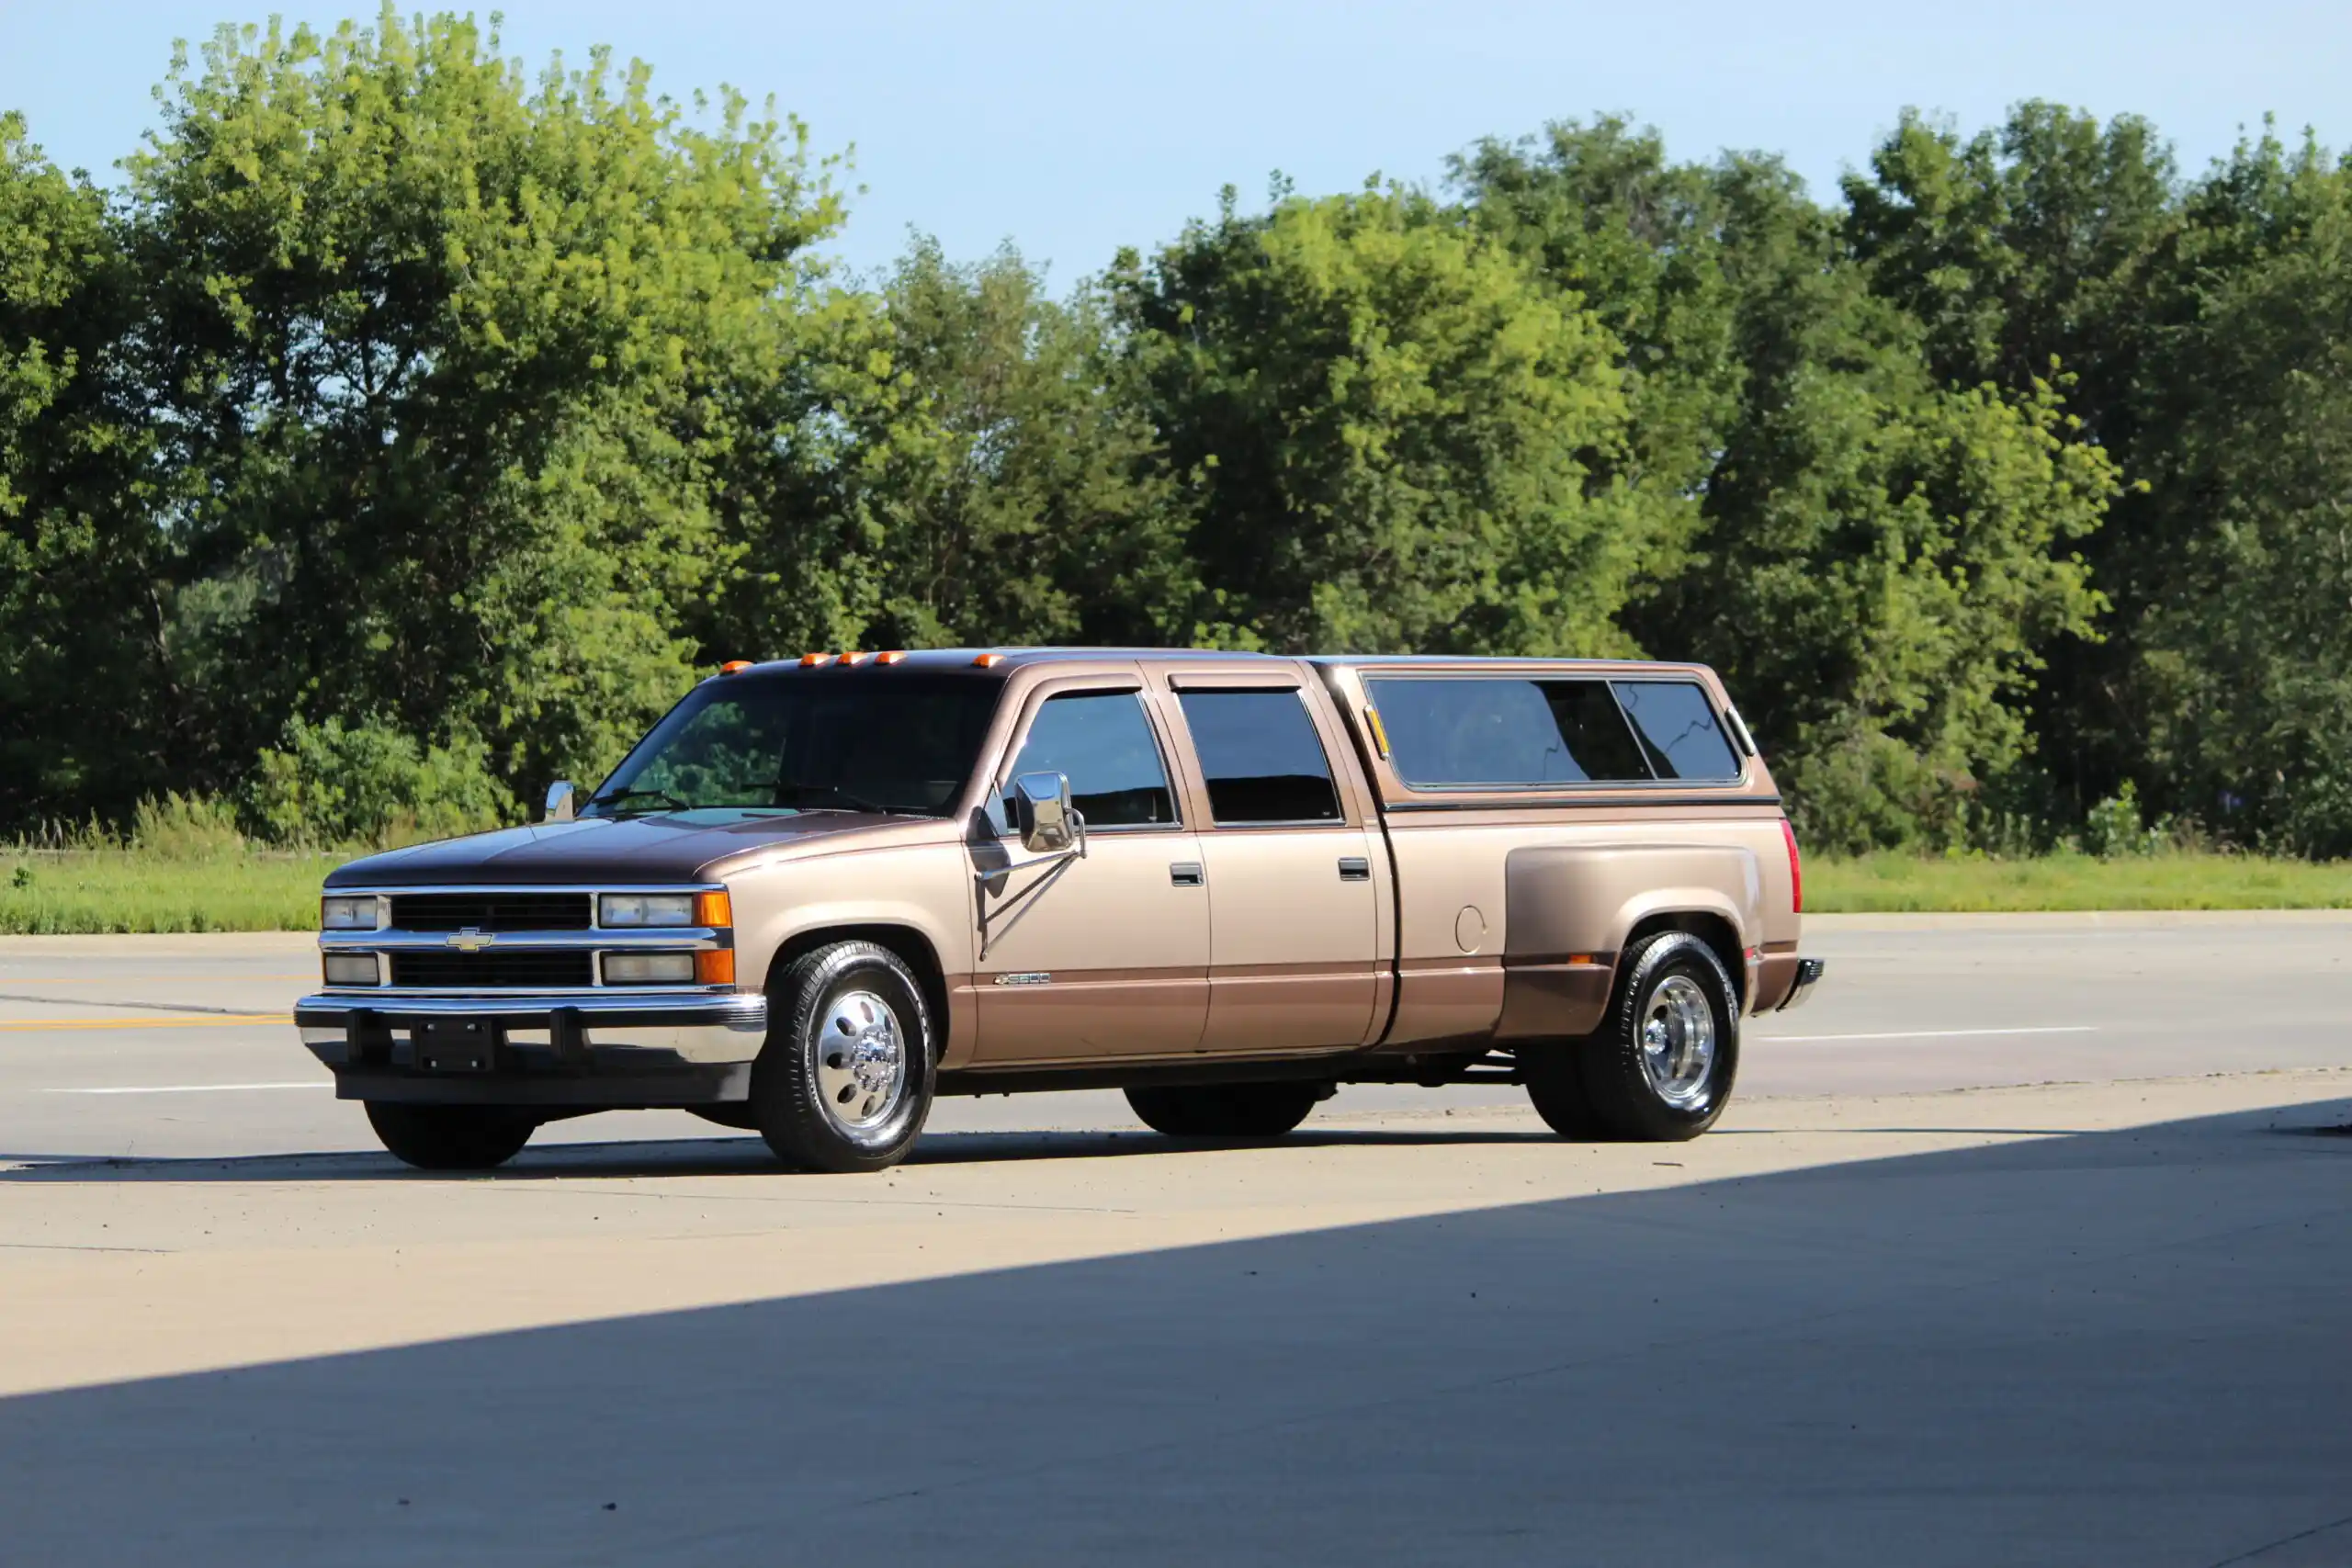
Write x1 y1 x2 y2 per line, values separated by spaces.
46 1081 332 1095
1762 1025 2100 1043
0 1014 283 1032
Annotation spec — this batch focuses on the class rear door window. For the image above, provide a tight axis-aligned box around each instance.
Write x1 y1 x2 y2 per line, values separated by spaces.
1365 675 1740 788
1613 681 1742 781
1175 690 1344 824
1001 692 1178 828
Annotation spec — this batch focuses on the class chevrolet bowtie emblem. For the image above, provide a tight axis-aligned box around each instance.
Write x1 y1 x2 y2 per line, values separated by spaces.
446 928 495 953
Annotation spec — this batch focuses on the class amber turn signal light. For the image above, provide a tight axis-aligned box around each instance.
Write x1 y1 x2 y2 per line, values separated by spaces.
695 948 736 986
694 889 732 929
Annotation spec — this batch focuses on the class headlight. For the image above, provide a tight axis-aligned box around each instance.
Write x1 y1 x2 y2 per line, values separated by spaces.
322 896 381 931
603 952 696 985
600 893 696 928
322 953 381 986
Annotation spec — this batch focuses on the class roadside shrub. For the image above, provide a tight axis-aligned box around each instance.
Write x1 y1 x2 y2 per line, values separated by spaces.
130 793 247 858
2082 782 2165 858
1779 728 1977 855
241 718 511 848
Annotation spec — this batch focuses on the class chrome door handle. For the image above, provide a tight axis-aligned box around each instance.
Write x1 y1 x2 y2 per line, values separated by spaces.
1170 862 1204 887
1338 857 1371 882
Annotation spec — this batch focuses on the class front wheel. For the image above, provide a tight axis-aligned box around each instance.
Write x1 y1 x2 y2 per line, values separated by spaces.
365 1102 537 1171
1537 931 1740 1142
751 942 935 1173
1125 1081 1326 1139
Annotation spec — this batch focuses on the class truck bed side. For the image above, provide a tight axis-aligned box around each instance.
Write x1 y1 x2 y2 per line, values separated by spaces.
1306 660 1803 1049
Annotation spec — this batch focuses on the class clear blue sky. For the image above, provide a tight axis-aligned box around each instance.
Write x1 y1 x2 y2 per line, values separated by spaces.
3 1 2342 284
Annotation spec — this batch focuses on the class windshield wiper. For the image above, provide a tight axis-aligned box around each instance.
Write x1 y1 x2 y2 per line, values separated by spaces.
770 784 925 817
586 786 695 816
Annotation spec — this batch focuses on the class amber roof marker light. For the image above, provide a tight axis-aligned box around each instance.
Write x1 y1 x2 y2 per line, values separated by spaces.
718 660 753 675
876 650 907 665
799 652 835 667
972 652 1004 668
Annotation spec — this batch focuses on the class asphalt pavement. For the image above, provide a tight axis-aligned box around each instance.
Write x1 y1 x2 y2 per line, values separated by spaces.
1 914 2348 1565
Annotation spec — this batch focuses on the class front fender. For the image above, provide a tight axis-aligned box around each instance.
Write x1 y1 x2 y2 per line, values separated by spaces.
719 845 977 1055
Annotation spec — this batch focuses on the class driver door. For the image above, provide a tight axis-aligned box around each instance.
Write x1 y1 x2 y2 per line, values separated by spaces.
971 684 1210 1064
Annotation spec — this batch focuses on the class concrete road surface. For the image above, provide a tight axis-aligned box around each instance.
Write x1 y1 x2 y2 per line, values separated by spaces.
0 914 2348 1565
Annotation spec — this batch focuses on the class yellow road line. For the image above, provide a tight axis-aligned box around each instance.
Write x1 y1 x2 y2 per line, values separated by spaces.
0 1014 286 1032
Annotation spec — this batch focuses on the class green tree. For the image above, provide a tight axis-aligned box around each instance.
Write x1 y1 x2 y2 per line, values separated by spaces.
1690 163 2115 849
862 239 1188 648
1842 105 2177 405
1840 106 2180 815
1456 133 2121 847
1452 117 1742 509
0 114 162 833
1114 185 1669 655
2120 133 2352 852
125 8 844 804
704 238 1188 658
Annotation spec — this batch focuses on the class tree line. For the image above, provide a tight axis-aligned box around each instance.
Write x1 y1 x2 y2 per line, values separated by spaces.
3 10 2347 855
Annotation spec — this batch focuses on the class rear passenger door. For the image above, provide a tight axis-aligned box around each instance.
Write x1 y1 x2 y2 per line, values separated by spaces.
1169 682 1381 1055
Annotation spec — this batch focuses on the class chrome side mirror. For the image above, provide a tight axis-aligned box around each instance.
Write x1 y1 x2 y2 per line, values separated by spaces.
1011 771 1081 856
544 781 577 823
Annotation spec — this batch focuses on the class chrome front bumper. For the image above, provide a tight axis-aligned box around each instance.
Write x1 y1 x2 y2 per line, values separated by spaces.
295 990 770 1106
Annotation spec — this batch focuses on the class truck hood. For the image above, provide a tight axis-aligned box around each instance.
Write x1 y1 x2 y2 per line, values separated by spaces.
322 810 914 888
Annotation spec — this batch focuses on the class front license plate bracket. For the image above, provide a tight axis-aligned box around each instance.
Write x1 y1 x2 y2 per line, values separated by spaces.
412 1017 503 1074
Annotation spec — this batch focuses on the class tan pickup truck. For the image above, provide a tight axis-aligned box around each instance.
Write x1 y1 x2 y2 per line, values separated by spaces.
297 650 1822 1171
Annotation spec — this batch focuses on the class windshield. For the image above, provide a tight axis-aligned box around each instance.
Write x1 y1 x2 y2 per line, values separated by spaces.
587 674 1004 818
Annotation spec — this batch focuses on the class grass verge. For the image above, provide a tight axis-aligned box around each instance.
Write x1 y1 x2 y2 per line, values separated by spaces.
1809 851 2352 913
6 846 2351 932
0 849 351 934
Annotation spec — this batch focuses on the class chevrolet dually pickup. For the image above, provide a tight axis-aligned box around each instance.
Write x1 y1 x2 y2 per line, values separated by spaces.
296 650 1824 1172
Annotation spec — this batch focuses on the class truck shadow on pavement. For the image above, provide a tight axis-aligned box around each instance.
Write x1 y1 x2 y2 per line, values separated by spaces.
0 1117 2184 1185
2 1098 2349 1568
0 1125 1580 1183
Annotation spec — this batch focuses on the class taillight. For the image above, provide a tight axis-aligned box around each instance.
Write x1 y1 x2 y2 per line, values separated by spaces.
1781 818 1804 914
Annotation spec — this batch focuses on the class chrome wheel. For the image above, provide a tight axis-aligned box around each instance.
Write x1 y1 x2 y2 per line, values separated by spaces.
815 990 906 1131
1639 974 1717 1111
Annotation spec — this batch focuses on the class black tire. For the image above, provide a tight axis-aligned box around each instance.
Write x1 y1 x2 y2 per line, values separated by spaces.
751 941 935 1173
1521 1043 1602 1137
1125 1081 1325 1139
365 1102 536 1171
1566 930 1740 1142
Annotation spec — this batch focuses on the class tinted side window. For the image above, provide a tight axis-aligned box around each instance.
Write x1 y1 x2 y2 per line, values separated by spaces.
1543 681 1652 783
1176 690 1342 824
1612 681 1741 781
1368 677 1652 786
1001 693 1176 829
